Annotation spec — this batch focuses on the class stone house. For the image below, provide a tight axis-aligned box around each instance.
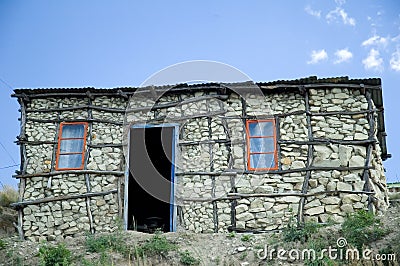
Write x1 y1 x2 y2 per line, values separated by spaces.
11 76 390 241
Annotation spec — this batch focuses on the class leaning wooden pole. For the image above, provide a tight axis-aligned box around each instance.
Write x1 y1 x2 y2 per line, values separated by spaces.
16 98 27 240
364 90 375 212
207 98 218 233
298 86 314 224
84 98 95 233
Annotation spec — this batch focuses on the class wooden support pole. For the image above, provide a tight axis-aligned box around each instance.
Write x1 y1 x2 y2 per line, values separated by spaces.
298 87 314 224
84 98 95 234
217 97 237 229
240 97 247 170
17 98 27 240
364 90 375 212
206 98 218 233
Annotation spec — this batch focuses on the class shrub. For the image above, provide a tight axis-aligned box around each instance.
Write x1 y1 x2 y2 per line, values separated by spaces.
304 239 336 266
240 234 252 242
0 238 6 250
341 210 389 251
85 232 128 255
134 233 176 258
283 218 321 243
179 250 200 265
38 243 72 266
0 185 18 207
226 232 236 238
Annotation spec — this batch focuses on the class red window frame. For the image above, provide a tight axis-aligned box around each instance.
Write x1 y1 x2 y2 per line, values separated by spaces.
55 122 88 170
246 119 278 171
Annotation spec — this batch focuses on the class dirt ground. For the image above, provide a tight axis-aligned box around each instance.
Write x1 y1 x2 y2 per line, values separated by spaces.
0 203 399 266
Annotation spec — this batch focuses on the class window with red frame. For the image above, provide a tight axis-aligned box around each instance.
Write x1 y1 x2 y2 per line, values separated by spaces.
55 122 88 170
246 119 278 171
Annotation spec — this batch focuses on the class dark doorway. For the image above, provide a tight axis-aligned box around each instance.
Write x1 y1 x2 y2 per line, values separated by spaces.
127 126 175 232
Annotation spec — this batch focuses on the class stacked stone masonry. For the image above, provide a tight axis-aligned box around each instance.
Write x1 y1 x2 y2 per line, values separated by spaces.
13 80 389 241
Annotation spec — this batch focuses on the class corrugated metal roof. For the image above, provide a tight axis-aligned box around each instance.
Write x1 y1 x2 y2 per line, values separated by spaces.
12 76 381 95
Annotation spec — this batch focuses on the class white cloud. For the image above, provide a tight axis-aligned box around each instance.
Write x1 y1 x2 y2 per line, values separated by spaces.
305 6 321 18
362 49 384 71
335 0 346 6
326 7 356 26
334 48 353 64
390 48 400 71
307 49 328 64
392 34 400 42
362 34 389 47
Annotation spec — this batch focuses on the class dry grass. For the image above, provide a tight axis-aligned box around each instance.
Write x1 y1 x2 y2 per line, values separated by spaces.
0 185 18 207
389 192 400 200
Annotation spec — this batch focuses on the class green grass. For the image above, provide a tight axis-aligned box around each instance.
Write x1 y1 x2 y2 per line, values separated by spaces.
134 233 177 258
0 238 7 250
226 232 236 238
80 252 112 266
282 217 321 243
38 243 72 266
341 210 389 251
240 234 252 242
238 251 248 261
303 239 336 266
85 232 129 256
179 250 200 265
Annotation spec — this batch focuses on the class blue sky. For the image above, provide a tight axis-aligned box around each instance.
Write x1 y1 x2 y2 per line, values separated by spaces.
0 0 399 188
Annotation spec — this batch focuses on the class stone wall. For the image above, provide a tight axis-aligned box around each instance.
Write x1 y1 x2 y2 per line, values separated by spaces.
14 83 389 240
20 96 126 241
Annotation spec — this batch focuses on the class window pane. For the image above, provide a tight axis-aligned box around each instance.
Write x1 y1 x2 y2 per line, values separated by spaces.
59 139 84 153
61 124 85 138
250 138 274 153
249 121 273 137
250 153 275 169
58 154 83 169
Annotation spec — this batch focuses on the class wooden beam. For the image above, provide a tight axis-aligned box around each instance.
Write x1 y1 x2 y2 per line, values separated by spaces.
177 190 376 202
259 83 380 90
175 166 373 176
278 139 376 146
125 94 229 113
14 170 124 179
26 105 126 113
175 171 237 176
26 118 123 126
10 189 118 207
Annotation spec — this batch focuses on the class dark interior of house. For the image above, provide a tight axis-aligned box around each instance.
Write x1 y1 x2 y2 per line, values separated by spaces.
127 127 173 232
